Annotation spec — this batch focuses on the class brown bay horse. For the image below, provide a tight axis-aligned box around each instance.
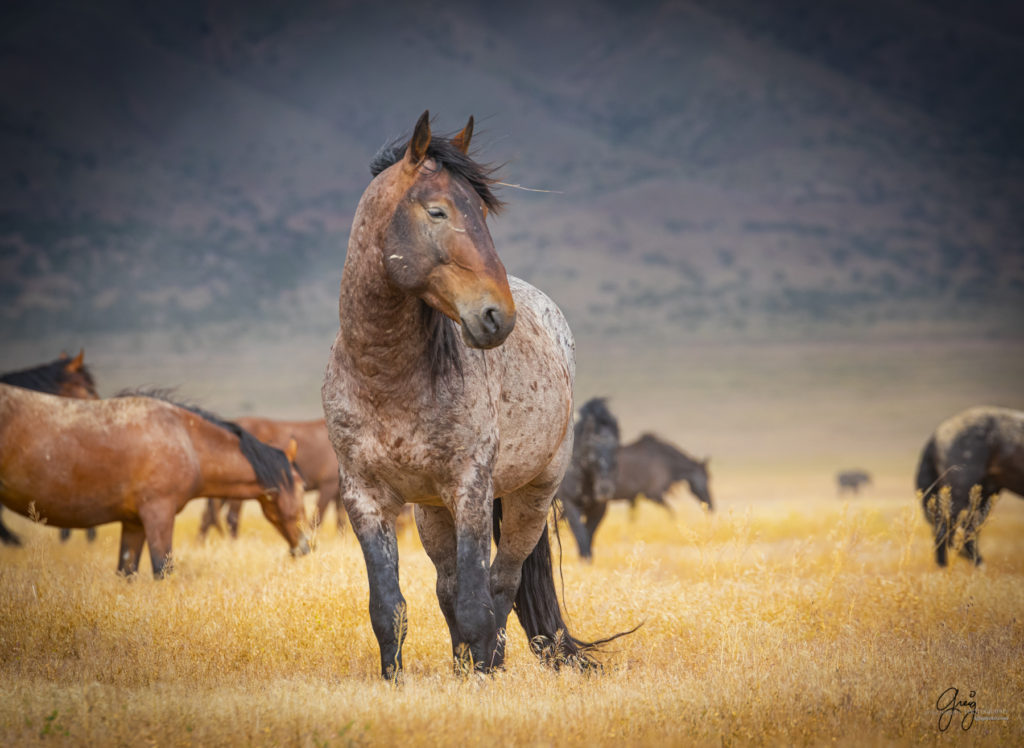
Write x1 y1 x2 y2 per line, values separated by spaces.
917 406 1024 566
0 351 99 546
199 417 342 539
616 433 713 513
322 112 628 677
0 384 311 576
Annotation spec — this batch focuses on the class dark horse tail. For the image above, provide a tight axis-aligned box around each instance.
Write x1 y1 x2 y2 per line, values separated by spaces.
493 498 638 669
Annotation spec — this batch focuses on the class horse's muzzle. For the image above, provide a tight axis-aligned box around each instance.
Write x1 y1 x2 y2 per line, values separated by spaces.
460 306 516 349
291 534 312 557
595 477 617 503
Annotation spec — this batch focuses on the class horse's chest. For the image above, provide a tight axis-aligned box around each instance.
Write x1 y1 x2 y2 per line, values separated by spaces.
338 410 491 504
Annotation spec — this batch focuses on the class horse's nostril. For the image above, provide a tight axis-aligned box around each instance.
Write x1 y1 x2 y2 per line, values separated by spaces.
482 307 501 335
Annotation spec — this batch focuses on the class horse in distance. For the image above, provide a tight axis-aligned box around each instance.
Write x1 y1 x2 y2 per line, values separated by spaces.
558 397 621 560
917 406 1024 566
322 112 629 677
0 351 100 546
0 385 311 577
199 417 342 540
615 433 713 514
837 469 872 496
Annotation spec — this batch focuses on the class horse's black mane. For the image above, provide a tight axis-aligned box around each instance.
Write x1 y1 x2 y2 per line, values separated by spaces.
0 357 97 396
114 388 294 492
369 126 505 214
420 301 464 389
575 398 620 442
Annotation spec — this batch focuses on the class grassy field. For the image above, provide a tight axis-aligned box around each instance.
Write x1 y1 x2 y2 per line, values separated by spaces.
1 475 1021 746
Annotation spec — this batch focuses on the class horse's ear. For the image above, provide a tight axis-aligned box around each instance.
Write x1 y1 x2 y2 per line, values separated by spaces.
405 110 431 171
67 349 85 372
285 437 298 463
452 115 474 154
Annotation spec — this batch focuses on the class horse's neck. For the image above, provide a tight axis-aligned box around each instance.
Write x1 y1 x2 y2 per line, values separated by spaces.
188 419 267 499
336 231 436 405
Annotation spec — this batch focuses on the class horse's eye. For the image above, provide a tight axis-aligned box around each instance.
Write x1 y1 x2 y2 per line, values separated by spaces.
426 206 447 220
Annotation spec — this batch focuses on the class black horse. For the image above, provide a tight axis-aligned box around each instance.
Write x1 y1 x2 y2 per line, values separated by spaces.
837 469 872 496
558 398 621 560
917 406 1024 567
0 352 99 546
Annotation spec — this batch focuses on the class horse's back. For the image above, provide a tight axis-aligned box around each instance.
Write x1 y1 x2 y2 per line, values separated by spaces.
0 386 198 525
235 418 333 473
931 406 1024 494
615 439 670 498
491 277 575 494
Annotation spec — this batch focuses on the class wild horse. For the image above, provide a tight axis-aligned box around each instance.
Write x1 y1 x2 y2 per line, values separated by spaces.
917 406 1024 566
199 417 342 539
616 433 713 513
561 420 713 560
558 398 621 560
323 112 628 677
0 351 99 546
0 385 311 576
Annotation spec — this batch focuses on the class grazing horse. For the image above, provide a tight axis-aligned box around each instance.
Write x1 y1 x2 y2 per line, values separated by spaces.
0 385 311 576
615 433 713 513
917 406 1024 566
199 417 342 540
0 351 99 546
323 112 626 677
558 398 621 560
837 469 872 496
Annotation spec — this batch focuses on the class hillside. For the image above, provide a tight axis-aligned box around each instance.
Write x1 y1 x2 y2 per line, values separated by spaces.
1 0 1022 359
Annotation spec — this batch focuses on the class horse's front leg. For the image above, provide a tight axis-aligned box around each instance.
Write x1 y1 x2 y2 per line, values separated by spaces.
139 500 176 578
414 505 460 661
562 499 592 560
343 477 406 679
452 466 499 671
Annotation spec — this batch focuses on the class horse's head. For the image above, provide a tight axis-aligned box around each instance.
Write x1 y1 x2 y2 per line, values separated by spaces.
57 350 100 400
257 438 311 556
382 111 516 349
577 399 620 503
687 458 714 511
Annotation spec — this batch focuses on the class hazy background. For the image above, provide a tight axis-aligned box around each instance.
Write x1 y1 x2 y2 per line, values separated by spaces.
2 0 1022 496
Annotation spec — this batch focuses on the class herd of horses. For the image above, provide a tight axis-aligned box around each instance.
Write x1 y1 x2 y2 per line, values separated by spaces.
1 112 1021 677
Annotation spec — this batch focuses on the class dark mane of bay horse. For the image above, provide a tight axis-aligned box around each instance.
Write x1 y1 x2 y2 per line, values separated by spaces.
370 127 506 390
115 389 294 493
0 357 97 396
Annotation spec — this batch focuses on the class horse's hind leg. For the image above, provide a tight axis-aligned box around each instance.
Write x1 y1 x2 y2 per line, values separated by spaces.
117 521 146 576
198 498 222 540
226 500 242 538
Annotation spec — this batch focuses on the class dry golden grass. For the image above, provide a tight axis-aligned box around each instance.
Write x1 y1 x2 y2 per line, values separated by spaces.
1 482 1021 747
